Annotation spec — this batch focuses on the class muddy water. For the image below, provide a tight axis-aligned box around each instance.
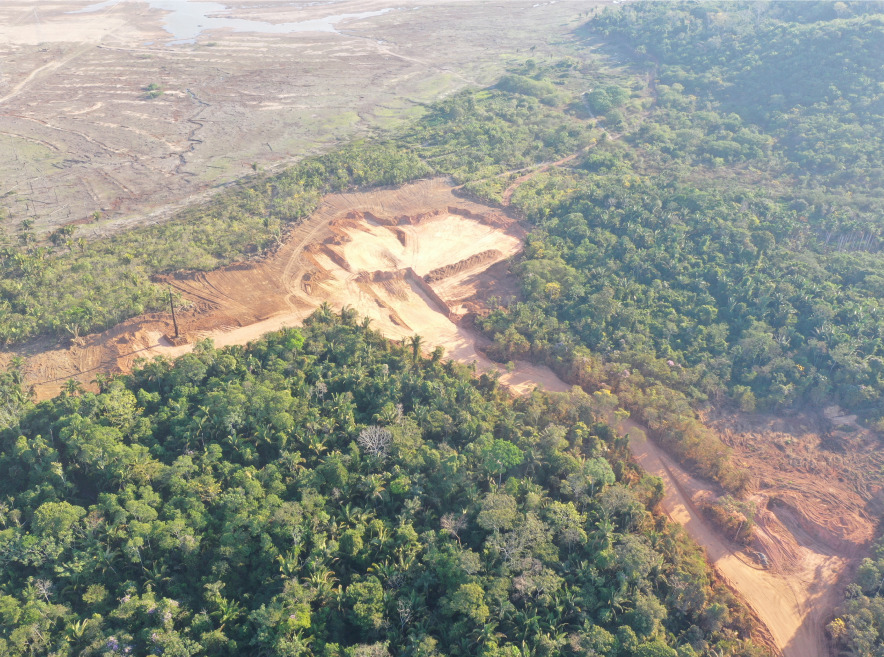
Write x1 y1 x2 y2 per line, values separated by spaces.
71 0 394 43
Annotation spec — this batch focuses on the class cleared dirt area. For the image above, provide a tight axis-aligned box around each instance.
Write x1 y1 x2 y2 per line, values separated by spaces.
18 178 566 399
8 178 860 657
0 0 594 237
627 422 844 657
705 408 880 556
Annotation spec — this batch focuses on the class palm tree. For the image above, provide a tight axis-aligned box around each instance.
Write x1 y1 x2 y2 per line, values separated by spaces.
217 598 244 630
340 305 358 325
304 568 338 601
317 301 333 322
590 518 615 550
304 434 328 457
373 403 402 426
408 334 424 363
280 450 306 475
64 620 90 648
370 522 391 547
364 474 387 502
471 621 505 648
277 551 300 578
143 563 171 590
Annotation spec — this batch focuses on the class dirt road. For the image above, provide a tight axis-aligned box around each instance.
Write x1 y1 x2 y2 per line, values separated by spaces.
19 179 561 399
626 421 844 657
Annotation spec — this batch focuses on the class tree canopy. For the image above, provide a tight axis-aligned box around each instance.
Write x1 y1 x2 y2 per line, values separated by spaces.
0 313 766 656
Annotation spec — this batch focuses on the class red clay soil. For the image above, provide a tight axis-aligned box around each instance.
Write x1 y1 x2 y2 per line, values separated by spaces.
16 179 544 399
627 421 843 657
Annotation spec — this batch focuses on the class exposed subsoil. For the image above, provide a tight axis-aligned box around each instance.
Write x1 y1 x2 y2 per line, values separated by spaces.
626 421 844 657
9 178 867 657
704 408 881 556
18 178 563 400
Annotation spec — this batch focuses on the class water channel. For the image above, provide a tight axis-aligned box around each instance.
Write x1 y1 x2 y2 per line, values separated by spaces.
70 0 393 43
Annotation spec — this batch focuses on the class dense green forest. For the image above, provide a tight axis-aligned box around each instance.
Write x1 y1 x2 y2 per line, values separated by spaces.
470 2 884 466
0 315 766 656
3 2 884 654
595 1 884 191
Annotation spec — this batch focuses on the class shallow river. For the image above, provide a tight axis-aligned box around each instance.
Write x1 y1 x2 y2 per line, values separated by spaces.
71 0 393 43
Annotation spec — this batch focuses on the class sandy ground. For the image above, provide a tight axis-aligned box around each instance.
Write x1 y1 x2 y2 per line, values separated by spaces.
0 0 596 236
627 421 847 657
705 409 880 555
8 177 857 657
18 178 565 398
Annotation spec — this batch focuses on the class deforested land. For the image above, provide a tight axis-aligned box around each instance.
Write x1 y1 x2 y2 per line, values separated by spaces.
2 3 884 657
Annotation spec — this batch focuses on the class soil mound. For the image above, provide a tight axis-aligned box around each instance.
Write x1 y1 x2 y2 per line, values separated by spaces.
425 250 502 283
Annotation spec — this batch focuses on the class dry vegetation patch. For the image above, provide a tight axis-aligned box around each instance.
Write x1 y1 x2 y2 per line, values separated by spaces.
0 0 592 236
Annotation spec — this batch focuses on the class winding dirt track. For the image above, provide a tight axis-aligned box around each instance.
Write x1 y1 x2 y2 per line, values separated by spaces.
626 422 843 657
13 178 847 656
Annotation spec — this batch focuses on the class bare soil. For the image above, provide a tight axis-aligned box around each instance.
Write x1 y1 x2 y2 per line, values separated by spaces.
0 0 594 237
626 421 845 657
8 177 866 657
705 409 881 557
18 178 565 398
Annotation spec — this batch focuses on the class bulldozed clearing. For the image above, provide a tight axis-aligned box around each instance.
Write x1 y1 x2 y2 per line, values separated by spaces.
18 178 564 399
706 409 880 557
627 422 846 657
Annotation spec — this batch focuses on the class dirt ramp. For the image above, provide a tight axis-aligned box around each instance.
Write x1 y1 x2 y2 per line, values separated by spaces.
627 424 843 657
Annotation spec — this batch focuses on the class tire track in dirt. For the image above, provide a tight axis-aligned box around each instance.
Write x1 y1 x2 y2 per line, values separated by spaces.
0 0 143 106
0 43 96 106
0 130 61 151
3 113 136 158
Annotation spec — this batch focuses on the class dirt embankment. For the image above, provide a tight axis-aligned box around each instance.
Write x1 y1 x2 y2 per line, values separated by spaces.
424 249 502 283
18 179 533 399
9 178 865 657
627 419 852 657
705 409 880 556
